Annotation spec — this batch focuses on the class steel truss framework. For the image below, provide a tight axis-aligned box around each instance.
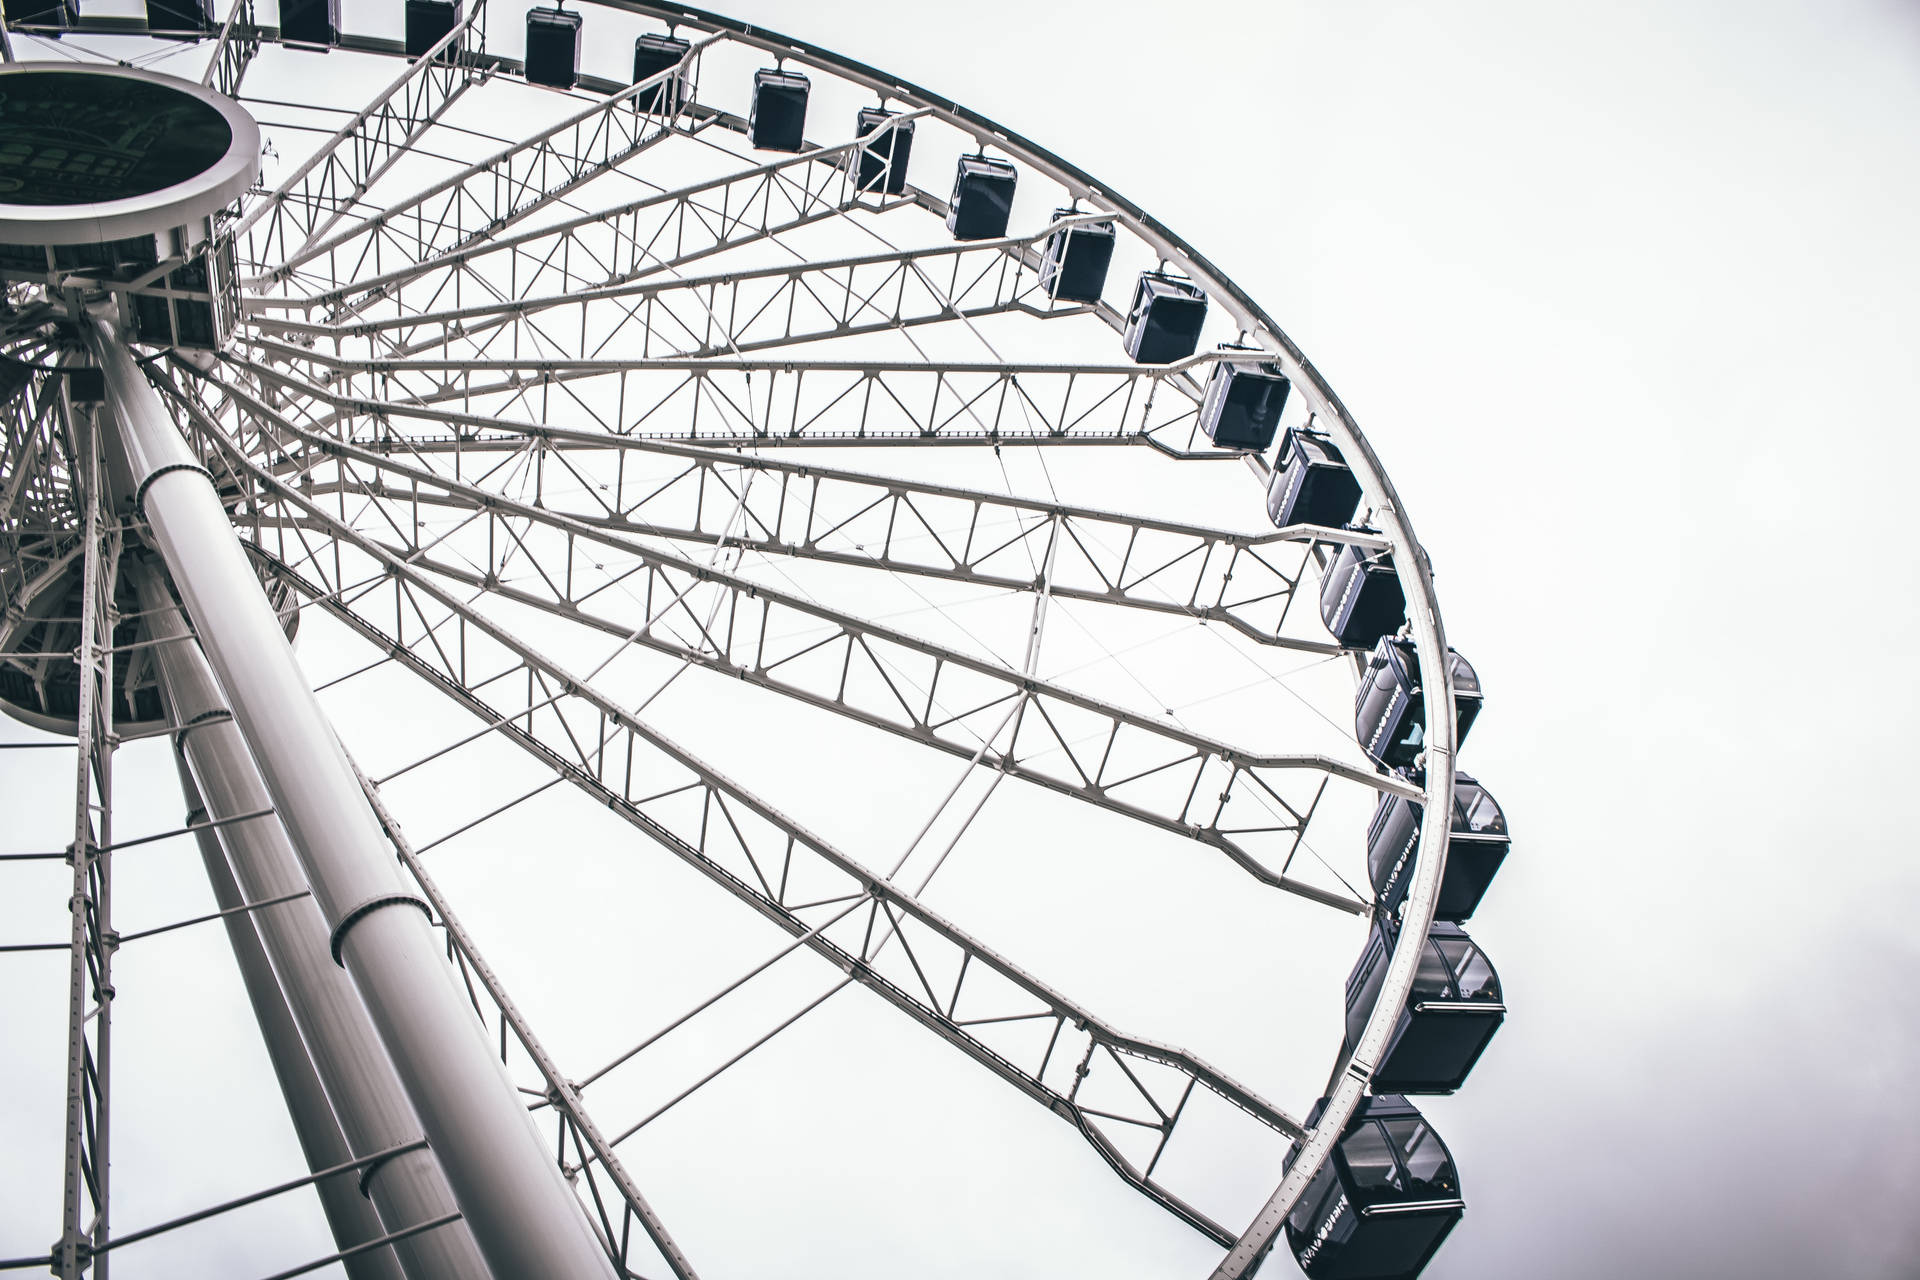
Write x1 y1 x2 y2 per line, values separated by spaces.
0 4 1470 1279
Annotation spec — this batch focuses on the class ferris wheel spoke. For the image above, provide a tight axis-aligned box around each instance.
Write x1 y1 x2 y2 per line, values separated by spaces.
0 542 83 650
236 343 1214 447
255 229 1087 366
2 377 69 531
200 0 262 99
189 355 1344 656
175 391 1396 911
275 123 706 324
253 114 934 323
249 537 1306 1249
54 421 117 1276
297 424 1356 651
265 43 728 303
235 11 491 276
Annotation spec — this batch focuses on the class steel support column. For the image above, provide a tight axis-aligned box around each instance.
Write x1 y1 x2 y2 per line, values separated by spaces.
132 565 487 1280
169 757 407 1280
56 404 114 1280
86 317 618 1280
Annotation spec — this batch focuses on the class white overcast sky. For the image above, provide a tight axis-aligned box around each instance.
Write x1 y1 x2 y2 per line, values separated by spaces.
4 2 1919 1278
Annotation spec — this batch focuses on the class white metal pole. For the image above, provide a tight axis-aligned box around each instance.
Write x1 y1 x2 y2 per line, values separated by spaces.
133 565 487 1280
91 320 620 1280
170 756 409 1280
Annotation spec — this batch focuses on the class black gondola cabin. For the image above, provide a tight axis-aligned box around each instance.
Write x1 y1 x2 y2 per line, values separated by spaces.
1286 1094 1464 1280
749 68 810 152
524 7 582 90
855 108 914 194
1123 273 1206 364
1368 776 1510 923
632 33 691 112
1345 917 1503 1094
1320 542 1406 650
1198 359 1290 451
947 155 1017 240
1039 211 1115 303
404 0 459 57
278 0 339 47
1354 638 1481 774
146 0 211 33
1269 426 1363 529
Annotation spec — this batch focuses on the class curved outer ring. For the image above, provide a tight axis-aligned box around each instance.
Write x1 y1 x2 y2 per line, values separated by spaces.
177 7 1460 1272
0 64 262 246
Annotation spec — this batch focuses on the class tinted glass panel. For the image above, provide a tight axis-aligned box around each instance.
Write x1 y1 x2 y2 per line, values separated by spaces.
1386 1119 1457 1198
1412 939 1453 1000
1453 781 1507 834
1341 1121 1402 1196
1455 949 1499 1001
1345 931 1389 1045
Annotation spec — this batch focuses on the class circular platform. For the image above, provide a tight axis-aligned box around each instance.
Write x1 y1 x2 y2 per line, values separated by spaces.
0 64 260 246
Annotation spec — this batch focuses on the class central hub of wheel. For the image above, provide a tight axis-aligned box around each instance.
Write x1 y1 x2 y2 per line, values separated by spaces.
0 64 260 352
0 66 269 736
0 71 235 207
0 63 259 242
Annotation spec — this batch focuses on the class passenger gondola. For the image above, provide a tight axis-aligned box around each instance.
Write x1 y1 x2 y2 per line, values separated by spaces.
1368 776 1510 922
523 7 582 89
278 0 339 47
1269 426 1363 529
403 0 459 57
1039 210 1116 303
1122 272 1206 363
1354 638 1481 774
1345 918 1503 1094
947 155 1018 240
749 68 810 151
855 108 914 194
632 33 692 112
146 0 211 34
1286 1094 1464 1279
1198 357 1290 451
1319 542 1406 650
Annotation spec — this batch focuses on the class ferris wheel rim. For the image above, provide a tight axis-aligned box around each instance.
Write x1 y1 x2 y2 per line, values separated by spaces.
0 8 1481 1277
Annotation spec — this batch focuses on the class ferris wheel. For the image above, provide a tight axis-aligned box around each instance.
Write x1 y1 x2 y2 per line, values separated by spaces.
0 3 1511 1278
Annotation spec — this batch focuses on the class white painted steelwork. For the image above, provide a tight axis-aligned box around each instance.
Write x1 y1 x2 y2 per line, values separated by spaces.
0 8 1492 1277
132 563 490 1280
91 320 619 1280
168 758 410 1280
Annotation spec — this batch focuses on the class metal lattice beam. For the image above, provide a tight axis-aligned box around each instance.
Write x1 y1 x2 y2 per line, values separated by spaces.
235 8 494 275
234 340 1221 448
166 363 1400 906
260 46 719 304
283 438 1360 650
56 404 116 1280
253 535 1305 1248
248 115 933 320
252 227 1094 364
